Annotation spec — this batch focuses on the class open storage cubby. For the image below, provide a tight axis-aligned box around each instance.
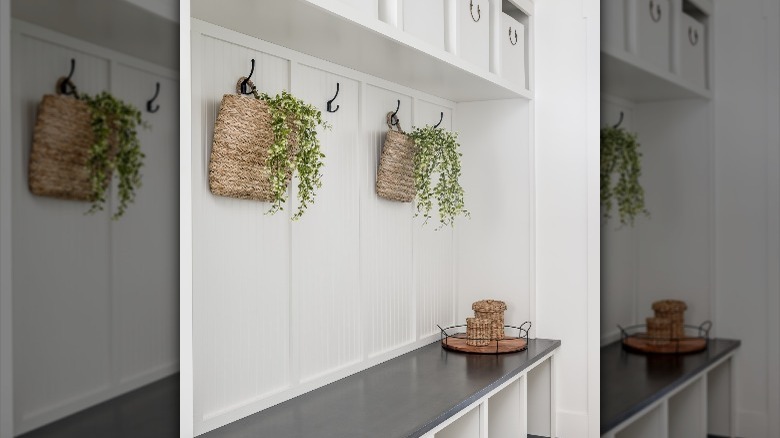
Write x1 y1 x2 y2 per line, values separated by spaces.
528 356 553 437
707 358 733 436
615 404 666 438
487 377 526 438
668 376 705 438
600 340 739 438
435 403 482 438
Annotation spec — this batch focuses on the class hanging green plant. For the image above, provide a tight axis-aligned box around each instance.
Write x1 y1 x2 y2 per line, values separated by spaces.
247 85 329 219
601 125 648 226
408 125 469 228
79 91 145 220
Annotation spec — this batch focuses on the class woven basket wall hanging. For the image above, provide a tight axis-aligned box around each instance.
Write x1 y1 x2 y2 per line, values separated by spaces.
208 78 298 201
29 94 97 201
376 112 416 202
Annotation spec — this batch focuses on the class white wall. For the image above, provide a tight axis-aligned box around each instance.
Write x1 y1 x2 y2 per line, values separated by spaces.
600 0 780 436
712 1 780 436
10 21 179 435
188 19 535 436
0 0 14 437
600 97 712 344
535 0 600 436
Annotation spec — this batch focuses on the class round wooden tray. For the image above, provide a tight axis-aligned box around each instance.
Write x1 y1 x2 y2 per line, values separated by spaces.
441 334 528 354
622 335 707 354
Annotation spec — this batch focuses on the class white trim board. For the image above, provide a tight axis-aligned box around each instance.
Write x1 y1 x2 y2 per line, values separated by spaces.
0 0 14 437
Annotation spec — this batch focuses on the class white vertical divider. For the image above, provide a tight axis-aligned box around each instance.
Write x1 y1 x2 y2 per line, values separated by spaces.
444 0 458 55
0 0 12 436
289 60 301 389
700 374 708 436
488 0 501 75
479 400 488 438
520 374 528 437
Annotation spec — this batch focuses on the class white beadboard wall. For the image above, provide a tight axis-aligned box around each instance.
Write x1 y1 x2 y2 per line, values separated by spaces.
599 95 712 346
10 21 179 435
190 19 532 435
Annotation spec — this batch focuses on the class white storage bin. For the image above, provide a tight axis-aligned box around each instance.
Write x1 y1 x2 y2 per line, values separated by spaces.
403 0 445 50
452 0 490 71
634 0 672 72
340 0 379 20
680 13 706 89
601 0 626 52
500 13 526 87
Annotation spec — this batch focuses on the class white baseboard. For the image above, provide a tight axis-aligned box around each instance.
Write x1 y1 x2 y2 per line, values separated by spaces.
557 409 589 438
16 362 178 436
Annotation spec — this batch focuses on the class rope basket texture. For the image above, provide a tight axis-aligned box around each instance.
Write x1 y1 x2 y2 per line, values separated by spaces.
472 299 507 340
209 78 298 201
466 317 491 347
29 94 96 200
376 112 416 202
646 317 672 345
652 299 687 339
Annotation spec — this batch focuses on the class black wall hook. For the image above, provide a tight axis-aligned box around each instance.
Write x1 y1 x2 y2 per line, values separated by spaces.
326 82 340 113
470 0 481 22
240 59 255 95
390 100 400 126
59 58 77 96
433 111 444 128
613 111 624 128
146 82 161 113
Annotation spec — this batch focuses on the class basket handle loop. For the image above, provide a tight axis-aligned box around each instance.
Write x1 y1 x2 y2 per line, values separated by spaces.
236 77 257 96
386 111 403 133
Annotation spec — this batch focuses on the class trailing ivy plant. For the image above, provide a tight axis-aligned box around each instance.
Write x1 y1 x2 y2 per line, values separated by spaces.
601 125 648 226
248 85 329 219
408 125 469 229
78 91 145 220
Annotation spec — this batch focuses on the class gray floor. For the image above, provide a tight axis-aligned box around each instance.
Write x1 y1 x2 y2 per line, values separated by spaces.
18 374 178 438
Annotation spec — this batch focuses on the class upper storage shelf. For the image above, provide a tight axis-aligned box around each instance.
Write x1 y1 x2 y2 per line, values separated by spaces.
601 0 712 101
191 0 533 102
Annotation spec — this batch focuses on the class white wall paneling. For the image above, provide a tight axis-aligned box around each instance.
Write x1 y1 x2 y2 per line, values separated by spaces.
10 21 179 435
0 0 14 437
190 20 469 435
187 0 600 433
110 63 180 385
361 84 415 357
601 0 780 436
454 99 531 328
292 65 361 382
412 100 455 340
535 1 596 435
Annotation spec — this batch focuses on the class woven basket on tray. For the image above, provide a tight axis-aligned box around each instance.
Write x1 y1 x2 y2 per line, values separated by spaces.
472 299 507 340
466 317 491 347
646 317 672 345
376 112 416 202
29 94 97 200
652 299 687 339
209 78 298 201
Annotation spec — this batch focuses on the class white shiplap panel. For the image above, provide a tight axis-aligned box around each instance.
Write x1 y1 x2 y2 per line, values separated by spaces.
361 85 415 357
11 33 113 431
192 35 292 421
455 99 532 328
110 63 179 383
292 66 362 382
412 100 455 339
